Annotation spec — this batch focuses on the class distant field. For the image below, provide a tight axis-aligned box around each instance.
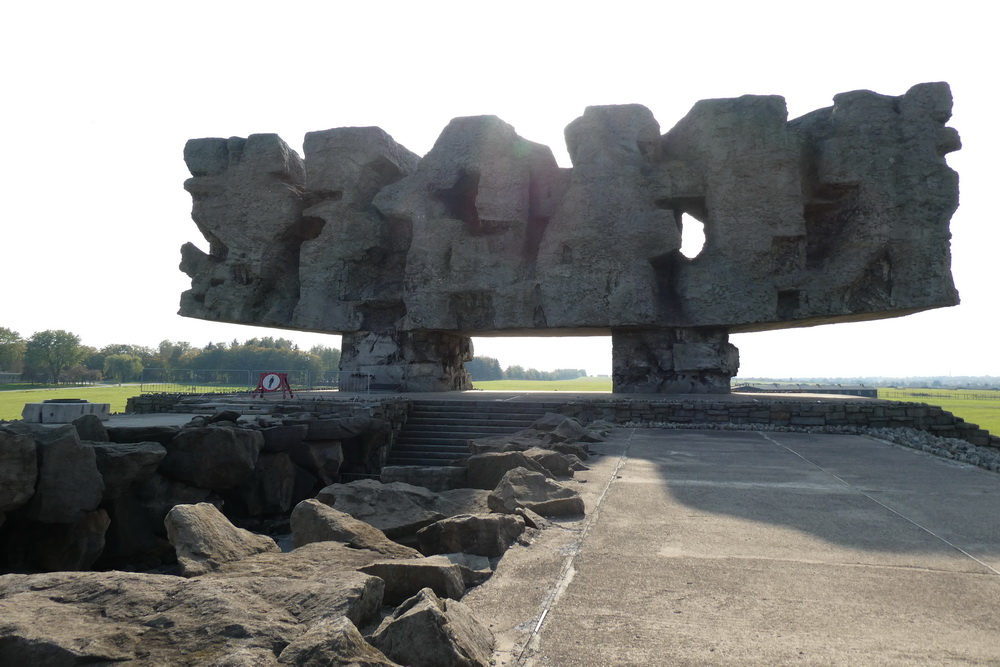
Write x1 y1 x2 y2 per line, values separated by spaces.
0 385 143 421
879 388 1000 436
472 377 613 392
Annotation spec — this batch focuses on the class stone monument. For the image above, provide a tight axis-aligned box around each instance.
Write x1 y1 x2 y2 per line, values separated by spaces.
179 82 960 393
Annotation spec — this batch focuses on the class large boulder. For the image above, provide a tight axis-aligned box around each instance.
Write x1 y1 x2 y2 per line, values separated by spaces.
226 451 296 516
22 426 104 523
164 502 279 576
368 587 495 667
277 615 398 666
359 559 465 606
105 425 180 446
465 451 552 490
0 430 38 513
487 468 585 517
260 424 308 453
522 447 575 477
71 414 109 442
416 513 525 558
159 426 264 489
316 479 448 539
290 498 421 558
0 570 303 665
90 441 166 501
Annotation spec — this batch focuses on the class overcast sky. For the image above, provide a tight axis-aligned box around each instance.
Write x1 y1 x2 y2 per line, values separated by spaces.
2 1 995 378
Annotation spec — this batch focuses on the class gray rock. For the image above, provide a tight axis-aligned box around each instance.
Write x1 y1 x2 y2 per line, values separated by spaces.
368 587 495 667
165 502 280 576
0 430 37 512
105 424 180 445
261 424 308 453
416 513 525 558
488 468 585 517
228 451 296 516
290 498 421 558
23 426 104 523
359 558 466 606
421 553 494 587
465 451 552 490
315 479 447 539
0 570 302 665
90 441 166 501
522 447 575 477
160 426 263 489
72 413 108 441
277 615 398 666
381 465 467 491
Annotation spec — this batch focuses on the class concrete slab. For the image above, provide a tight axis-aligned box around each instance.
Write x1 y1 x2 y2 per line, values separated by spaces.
463 428 1000 666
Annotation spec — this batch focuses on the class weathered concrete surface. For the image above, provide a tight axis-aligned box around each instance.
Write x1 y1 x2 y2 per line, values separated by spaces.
462 428 1000 666
180 83 960 393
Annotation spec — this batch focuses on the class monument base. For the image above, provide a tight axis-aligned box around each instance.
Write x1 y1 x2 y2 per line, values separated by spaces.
340 330 473 392
612 328 739 394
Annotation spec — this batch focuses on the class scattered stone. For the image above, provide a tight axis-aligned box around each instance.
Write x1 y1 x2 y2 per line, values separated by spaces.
277 615 399 666
72 413 109 441
488 468 585 518
359 558 466 606
290 498 421 557
23 426 104 523
261 424 309 453
416 513 525 558
465 451 552 490
0 430 38 513
159 426 264 489
316 479 448 539
105 424 180 446
207 410 242 424
368 587 495 667
164 503 279 576
90 441 167 501
522 447 575 477
421 553 494 587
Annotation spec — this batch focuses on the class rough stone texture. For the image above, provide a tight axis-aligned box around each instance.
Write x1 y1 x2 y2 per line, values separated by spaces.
0 430 38 512
368 587 495 667
381 465 468 491
226 451 296 516
165 502 280 576
290 498 421 557
465 451 553 490
277 615 398 666
416 513 526 558
422 552 494 587
0 571 303 665
106 424 180 445
159 426 263 489
180 83 960 393
521 447 575 478
315 479 447 539
487 468 585 517
90 441 166 501
72 413 109 441
23 426 104 523
359 559 466 606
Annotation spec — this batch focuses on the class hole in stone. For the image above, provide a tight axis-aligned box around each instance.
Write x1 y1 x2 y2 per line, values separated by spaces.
678 213 705 259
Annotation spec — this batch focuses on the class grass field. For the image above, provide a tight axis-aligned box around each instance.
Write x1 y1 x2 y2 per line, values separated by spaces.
0 385 145 421
472 377 613 392
878 388 1000 436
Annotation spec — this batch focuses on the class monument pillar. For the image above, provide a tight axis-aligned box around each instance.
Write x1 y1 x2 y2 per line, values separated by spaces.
612 328 739 394
340 330 473 392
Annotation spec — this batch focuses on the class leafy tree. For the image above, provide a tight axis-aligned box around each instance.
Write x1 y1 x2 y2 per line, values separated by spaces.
157 340 193 370
24 330 86 384
466 356 503 381
505 365 526 380
309 345 342 372
104 353 144 382
0 327 26 372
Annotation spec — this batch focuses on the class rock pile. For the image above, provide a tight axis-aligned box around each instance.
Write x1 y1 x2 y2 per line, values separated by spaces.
0 411 607 665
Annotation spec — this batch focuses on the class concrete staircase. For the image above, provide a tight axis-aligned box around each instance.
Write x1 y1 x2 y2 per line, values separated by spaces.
387 399 567 467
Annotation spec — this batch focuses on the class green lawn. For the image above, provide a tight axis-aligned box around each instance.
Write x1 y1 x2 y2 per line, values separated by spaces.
0 385 143 421
878 388 1000 436
472 377 613 392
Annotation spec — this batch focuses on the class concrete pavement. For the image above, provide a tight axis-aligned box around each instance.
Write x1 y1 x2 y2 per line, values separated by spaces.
464 428 1000 666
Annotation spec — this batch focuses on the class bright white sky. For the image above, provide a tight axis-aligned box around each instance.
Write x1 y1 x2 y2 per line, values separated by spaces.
2 1 996 379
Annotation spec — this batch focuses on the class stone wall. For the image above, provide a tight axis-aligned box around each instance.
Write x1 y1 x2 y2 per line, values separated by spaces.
556 398 999 449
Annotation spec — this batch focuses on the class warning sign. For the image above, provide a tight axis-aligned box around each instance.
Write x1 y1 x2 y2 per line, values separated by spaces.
253 372 294 398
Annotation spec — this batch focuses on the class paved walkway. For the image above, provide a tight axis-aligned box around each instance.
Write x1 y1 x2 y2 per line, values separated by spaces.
465 428 1000 666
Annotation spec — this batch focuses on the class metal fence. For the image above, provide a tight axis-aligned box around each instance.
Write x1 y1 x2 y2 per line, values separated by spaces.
139 369 372 395
880 390 1000 402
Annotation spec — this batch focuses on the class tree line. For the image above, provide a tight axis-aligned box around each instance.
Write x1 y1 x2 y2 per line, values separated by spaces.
0 327 341 384
465 356 587 381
